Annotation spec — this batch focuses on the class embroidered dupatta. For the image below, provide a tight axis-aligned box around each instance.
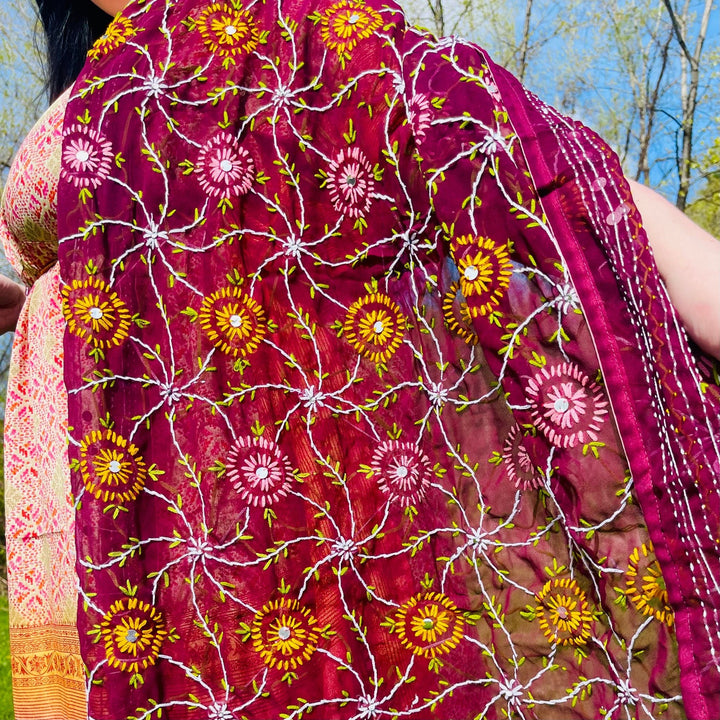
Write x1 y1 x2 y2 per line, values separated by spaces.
57 0 720 717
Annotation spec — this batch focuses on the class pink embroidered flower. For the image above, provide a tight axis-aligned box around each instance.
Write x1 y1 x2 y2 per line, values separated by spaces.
371 441 432 507
406 93 432 141
197 133 254 198
525 362 609 448
62 124 113 189
502 425 542 490
226 436 294 507
326 146 375 218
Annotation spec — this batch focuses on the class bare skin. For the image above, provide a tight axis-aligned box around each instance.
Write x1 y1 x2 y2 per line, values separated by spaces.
0 275 25 334
629 179 720 360
89 0 129 15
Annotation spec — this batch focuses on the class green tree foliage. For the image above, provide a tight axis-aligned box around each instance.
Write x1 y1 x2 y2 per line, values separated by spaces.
0 1 44 177
404 0 720 221
688 137 720 235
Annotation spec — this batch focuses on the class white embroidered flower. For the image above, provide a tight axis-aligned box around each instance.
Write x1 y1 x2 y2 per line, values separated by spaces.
300 385 326 412
616 679 638 706
207 702 235 720
553 280 580 314
357 694 380 718
498 678 523 704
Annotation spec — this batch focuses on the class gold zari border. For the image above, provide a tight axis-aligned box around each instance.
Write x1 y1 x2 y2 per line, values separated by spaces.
10 624 86 720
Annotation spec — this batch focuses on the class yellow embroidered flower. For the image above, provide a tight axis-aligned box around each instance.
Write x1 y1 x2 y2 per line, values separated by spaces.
626 542 674 627
79 429 147 504
343 293 405 364
251 598 321 671
535 577 593 646
61 277 132 349
195 2 265 61
450 235 513 317
319 0 382 57
88 15 136 61
100 597 167 674
199 286 267 358
442 282 479 345
394 592 464 658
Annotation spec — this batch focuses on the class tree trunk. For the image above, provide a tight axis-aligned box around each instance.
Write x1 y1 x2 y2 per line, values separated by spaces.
517 0 534 82
661 0 714 210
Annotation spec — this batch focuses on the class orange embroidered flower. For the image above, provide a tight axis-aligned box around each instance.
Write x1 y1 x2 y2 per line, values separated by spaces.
449 235 513 317
442 282 478 345
195 2 265 62
199 286 267 358
100 598 167 674
535 578 593 646
626 542 674 627
79 429 147 504
393 592 464 658
88 14 136 61
344 293 405 364
319 0 382 57
61 277 132 349
251 598 321 671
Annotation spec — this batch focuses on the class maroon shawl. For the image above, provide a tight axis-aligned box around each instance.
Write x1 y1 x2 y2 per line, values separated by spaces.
57 0 720 717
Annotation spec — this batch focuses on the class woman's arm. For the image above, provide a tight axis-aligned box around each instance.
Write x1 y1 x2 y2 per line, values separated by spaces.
628 179 720 360
0 273 25 334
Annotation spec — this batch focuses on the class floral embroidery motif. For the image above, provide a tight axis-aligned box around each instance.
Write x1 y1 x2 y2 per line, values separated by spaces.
442 282 479 345
88 15 136 62
100 598 167 674
199 286 267 357
553 280 581 315
326 147 375 218
195 2 265 62
370 440 432 506
502 425 542 490
626 543 674 627
207 704 234 720
61 125 113 190
406 93 433 141
535 578 593 646
251 598 321 671
51 0 692 716
449 235 513 317
79 430 148 504
318 0 382 57
226 436 295 507
196 133 255 198
526 362 609 449
61 277 132 349
343 293 405 364
393 592 464 659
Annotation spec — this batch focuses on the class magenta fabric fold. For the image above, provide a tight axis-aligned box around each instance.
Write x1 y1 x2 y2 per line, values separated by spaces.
489 63 720 718
56 1 720 717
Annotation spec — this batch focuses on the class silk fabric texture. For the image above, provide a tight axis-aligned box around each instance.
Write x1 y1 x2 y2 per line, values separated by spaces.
56 0 720 718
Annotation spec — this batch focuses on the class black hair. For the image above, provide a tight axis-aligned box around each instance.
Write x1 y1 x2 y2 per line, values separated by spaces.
35 0 111 101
